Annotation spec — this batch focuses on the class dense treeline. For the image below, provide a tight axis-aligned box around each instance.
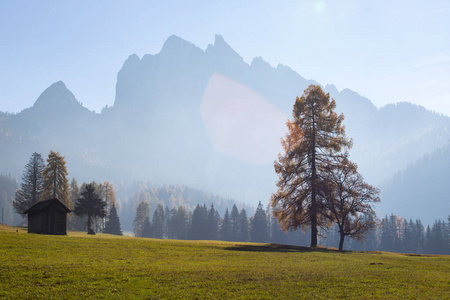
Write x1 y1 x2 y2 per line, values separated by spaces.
132 200 449 255
118 184 244 232
320 214 450 255
2 149 448 255
132 201 312 245
2 168 448 254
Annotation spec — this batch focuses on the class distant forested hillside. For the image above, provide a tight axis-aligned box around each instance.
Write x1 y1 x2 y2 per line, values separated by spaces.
381 143 450 223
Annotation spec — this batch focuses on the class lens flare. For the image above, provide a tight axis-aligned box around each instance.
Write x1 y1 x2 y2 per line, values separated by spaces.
201 73 287 165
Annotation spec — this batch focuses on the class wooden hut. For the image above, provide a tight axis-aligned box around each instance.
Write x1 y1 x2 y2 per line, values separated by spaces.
23 198 71 235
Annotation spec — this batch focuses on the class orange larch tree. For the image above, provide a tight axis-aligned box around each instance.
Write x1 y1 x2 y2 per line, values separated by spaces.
271 85 351 247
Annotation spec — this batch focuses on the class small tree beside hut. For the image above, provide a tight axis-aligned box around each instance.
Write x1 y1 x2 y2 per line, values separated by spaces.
73 183 106 234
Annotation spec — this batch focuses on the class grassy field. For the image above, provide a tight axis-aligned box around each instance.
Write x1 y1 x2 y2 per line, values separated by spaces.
0 225 449 299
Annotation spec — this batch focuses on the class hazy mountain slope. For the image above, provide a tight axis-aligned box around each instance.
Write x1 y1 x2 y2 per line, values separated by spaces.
380 143 450 224
107 34 450 185
0 82 119 182
345 102 450 183
1 34 449 217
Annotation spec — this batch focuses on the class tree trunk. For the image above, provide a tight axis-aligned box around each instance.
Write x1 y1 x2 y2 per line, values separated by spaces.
310 108 318 248
87 214 92 233
339 232 345 251
311 223 318 247
310 195 318 247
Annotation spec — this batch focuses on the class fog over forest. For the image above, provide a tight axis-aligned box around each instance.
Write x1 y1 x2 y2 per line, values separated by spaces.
1 35 449 226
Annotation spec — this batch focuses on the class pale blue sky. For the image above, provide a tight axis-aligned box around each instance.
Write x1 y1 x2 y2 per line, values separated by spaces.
1 0 449 115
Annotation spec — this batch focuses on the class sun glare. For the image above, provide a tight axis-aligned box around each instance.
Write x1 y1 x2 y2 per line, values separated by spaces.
314 1 327 14
200 73 287 165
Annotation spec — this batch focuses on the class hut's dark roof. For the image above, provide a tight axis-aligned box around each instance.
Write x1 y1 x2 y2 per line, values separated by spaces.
23 198 71 214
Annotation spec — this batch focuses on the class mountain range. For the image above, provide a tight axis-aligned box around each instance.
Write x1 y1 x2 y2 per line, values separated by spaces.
1 34 448 224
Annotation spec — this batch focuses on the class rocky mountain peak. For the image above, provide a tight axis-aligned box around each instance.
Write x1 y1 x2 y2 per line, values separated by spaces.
32 81 89 114
34 81 74 107
251 56 272 69
160 35 204 59
206 34 244 63
324 84 339 97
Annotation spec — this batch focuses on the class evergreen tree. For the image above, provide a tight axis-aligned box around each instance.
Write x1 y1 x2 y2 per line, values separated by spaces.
68 178 84 231
414 219 425 254
133 201 150 237
13 152 45 215
165 206 174 238
220 208 232 241
73 183 107 234
42 151 70 207
103 204 122 235
142 217 152 238
86 182 105 233
429 220 447 254
230 204 240 241
271 85 351 247
391 214 403 252
250 201 269 243
379 215 391 251
400 219 414 253
207 204 220 240
152 204 165 238
408 219 418 252
166 207 176 239
425 225 432 254
380 214 402 252
168 206 189 240
363 214 379 251
190 204 207 239
270 213 289 244
237 208 249 242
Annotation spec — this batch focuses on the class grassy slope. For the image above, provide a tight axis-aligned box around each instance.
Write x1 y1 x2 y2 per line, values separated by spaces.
0 225 449 299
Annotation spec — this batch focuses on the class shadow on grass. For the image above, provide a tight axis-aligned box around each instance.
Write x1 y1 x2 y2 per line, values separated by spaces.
225 244 448 257
225 243 346 253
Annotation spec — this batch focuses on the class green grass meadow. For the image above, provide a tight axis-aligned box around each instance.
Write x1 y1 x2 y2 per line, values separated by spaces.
0 225 449 299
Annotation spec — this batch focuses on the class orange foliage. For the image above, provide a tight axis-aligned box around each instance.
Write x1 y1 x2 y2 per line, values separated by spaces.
280 119 303 155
